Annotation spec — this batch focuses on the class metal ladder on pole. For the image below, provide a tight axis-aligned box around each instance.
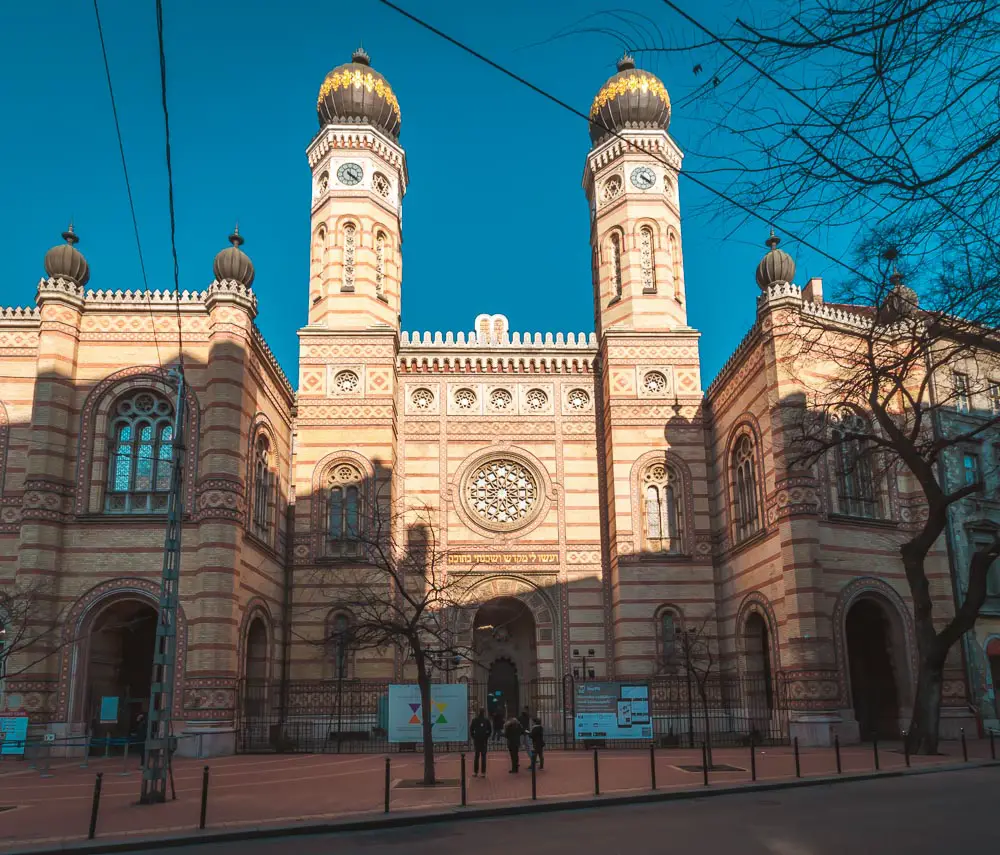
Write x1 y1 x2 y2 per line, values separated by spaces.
140 367 186 804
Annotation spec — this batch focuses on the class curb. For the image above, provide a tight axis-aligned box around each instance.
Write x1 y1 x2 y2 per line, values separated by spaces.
9 759 999 854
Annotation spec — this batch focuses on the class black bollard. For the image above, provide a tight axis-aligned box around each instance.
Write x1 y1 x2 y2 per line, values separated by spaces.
650 743 657 790
750 734 757 782
903 731 911 768
873 735 880 771
593 748 600 796
991 730 996 761
460 753 466 807
961 727 968 762
199 766 209 830
794 737 801 778
701 742 709 786
88 772 103 840
531 758 537 800
384 757 391 814
834 734 842 774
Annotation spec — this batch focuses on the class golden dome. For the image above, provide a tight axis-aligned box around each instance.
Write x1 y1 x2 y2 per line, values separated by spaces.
590 55 671 145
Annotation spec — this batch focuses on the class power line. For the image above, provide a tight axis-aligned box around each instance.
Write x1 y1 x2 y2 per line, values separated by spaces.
154 0 185 368
92 0 163 368
654 0 997 252
373 0 879 287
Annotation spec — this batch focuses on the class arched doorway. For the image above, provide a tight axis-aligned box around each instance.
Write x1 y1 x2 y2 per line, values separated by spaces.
84 599 157 743
846 598 903 740
474 597 537 725
244 618 268 683
744 613 774 733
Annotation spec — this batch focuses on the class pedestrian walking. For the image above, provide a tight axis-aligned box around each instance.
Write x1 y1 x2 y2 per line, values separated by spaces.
470 707 491 777
529 716 545 770
518 705 531 753
503 714 523 773
131 712 146 766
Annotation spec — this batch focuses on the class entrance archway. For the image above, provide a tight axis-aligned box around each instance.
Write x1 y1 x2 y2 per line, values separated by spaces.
474 597 537 724
84 599 157 742
243 617 269 719
743 613 774 731
846 598 903 740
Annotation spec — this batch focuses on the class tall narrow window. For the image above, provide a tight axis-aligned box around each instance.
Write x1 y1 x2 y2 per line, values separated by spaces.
661 611 676 659
106 390 175 514
733 435 760 541
327 464 364 557
668 232 681 300
963 451 982 493
642 463 682 553
832 412 878 518
375 231 386 298
329 612 352 678
954 372 970 413
610 233 623 300
252 434 272 537
342 223 357 292
639 226 656 293
989 382 1000 415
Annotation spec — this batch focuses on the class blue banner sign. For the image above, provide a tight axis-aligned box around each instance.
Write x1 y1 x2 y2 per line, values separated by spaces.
574 682 651 740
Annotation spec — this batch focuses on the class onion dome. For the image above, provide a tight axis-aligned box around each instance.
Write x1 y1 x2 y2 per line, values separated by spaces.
213 226 255 287
43 224 90 286
589 54 671 145
755 229 796 290
317 47 401 140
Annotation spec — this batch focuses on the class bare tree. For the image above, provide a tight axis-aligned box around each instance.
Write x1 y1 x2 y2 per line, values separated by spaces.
0 579 69 682
663 612 719 766
309 497 478 786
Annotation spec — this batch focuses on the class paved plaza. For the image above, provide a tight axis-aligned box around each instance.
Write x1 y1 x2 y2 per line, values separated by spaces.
0 739 995 851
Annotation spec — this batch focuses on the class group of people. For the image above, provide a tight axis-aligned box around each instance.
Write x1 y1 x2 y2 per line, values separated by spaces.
470 705 544 777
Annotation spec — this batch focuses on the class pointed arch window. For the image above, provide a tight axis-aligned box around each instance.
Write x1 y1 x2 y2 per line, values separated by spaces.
375 231 386 299
251 434 274 538
642 463 682 553
733 434 761 541
610 232 623 300
327 464 364 557
659 609 678 666
106 390 175 514
639 226 656 293
831 410 879 518
668 232 681 300
342 222 357 292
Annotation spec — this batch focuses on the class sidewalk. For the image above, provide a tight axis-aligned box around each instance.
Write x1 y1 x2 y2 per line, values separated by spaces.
0 738 994 852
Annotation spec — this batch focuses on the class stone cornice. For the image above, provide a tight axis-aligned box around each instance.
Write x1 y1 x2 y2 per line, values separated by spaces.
0 305 41 328
583 130 683 189
306 125 408 187
36 277 85 310
398 352 596 374
705 321 762 401
401 329 598 349
250 322 294 403
205 279 258 317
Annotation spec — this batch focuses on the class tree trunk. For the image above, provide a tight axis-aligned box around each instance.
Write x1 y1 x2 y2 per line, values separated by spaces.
416 657 436 785
906 633 946 755
699 689 713 768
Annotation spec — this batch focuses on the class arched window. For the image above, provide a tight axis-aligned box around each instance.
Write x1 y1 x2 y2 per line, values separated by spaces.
251 434 273 538
375 231 386 298
668 232 681 300
327 464 365 557
329 611 353 679
660 610 677 661
733 434 761 541
610 232 623 300
639 226 656 293
106 390 174 514
831 410 879 518
342 222 357 292
642 463 682 553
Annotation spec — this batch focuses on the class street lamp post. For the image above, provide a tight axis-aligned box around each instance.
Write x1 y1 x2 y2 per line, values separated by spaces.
572 648 596 682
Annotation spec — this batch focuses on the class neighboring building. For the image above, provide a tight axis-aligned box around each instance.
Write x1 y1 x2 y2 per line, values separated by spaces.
936 363 1000 732
0 50 976 754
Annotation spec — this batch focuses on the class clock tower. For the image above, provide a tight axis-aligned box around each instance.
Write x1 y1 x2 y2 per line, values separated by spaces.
584 55 687 335
306 48 407 330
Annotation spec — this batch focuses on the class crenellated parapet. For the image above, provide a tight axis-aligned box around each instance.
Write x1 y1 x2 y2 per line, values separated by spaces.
205 279 258 317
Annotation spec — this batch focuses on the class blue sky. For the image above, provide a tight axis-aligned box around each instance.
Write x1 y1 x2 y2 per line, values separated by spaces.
0 0 852 385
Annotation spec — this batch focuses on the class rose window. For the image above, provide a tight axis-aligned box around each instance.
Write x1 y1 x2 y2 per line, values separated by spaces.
411 388 434 409
372 172 391 198
454 388 477 410
568 388 591 409
465 459 539 529
643 371 667 394
335 370 360 393
490 389 513 410
525 389 548 410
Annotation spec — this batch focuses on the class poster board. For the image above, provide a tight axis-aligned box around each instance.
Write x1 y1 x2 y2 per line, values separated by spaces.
574 681 652 740
387 684 469 743
99 696 120 725
0 716 29 756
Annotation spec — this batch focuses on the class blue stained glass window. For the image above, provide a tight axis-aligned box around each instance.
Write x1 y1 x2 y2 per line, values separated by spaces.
112 423 134 492
329 487 344 539
345 487 359 538
155 424 173 491
104 391 174 513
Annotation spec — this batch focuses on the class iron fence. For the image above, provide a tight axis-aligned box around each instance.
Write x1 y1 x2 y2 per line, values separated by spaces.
235 673 788 754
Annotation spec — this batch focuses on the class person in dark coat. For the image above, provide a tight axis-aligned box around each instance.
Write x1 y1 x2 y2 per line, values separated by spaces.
492 708 505 744
470 708 492 777
518 706 531 753
503 715 523 772
131 713 147 765
529 716 544 770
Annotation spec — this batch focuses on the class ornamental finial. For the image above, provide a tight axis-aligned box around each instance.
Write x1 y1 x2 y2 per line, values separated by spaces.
352 45 371 66
617 52 636 72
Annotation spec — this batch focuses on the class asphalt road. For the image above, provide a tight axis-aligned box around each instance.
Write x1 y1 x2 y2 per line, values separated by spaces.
175 766 996 854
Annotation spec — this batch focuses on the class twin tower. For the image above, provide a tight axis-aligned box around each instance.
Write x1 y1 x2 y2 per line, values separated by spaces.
305 50 688 335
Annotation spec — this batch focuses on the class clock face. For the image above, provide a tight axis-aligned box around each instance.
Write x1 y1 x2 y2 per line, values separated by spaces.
337 162 364 186
630 166 656 190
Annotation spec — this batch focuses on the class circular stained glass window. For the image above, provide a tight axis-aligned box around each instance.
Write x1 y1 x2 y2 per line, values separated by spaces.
464 458 540 530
